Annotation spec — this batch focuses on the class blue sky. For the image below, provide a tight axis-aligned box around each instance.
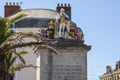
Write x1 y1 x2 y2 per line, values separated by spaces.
1 0 120 80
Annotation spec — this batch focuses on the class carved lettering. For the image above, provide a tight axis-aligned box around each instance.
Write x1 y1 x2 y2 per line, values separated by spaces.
44 64 82 80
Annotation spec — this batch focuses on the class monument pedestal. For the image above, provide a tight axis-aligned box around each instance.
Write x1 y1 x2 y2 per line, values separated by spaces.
36 39 91 80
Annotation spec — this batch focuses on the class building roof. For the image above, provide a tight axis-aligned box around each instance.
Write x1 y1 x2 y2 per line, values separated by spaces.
9 8 58 19
9 8 77 28
9 9 58 28
24 9 57 19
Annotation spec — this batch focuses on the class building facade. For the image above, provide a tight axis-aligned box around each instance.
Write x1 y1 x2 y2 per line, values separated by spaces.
100 61 120 80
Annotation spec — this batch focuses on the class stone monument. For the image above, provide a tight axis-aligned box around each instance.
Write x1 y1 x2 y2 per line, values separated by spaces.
5 2 91 80
36 39 91 80
36 3 91 80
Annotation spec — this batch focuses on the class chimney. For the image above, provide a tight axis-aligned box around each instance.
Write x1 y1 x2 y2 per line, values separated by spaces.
117 61 120 70
106 65 112 74
4 2 21 18
56 3 71 20
116 62 119 70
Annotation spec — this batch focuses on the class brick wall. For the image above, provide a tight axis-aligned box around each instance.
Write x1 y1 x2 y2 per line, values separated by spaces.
4 2 20 17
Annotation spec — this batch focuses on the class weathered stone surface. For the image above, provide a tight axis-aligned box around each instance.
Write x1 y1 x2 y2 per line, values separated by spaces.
36 40 91 80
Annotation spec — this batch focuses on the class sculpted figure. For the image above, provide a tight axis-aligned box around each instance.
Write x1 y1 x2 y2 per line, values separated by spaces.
48 20 55 29
76 28 83 41
47 20 55 39
56 8 69 38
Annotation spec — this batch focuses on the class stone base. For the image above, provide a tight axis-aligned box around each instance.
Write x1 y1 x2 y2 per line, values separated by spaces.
36 40 91 80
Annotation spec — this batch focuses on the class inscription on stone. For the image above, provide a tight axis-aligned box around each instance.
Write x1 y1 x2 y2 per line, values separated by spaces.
44 64 82 80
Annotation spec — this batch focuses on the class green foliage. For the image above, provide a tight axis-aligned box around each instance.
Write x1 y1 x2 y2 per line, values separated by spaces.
4 50 32 80
0 14 58 80
0 14 25 45
8 14 25 26
4 50 38 75
0 18 8 37
0 14 24 36
5 50 28 73
18 50 28 55
5 51 17 72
